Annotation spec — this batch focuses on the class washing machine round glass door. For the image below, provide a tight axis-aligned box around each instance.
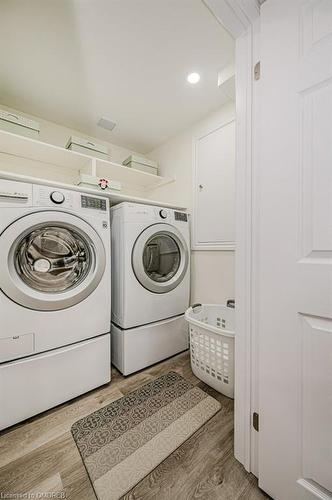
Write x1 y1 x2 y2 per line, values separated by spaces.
0 211 106 310
132 223 189 293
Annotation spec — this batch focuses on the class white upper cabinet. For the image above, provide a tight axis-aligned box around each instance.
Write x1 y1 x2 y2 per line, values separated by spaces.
192 119 235 250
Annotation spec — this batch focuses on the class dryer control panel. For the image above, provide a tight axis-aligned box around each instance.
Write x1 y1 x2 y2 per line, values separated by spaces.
114 202 189 224
174 211 188 222
155 207 188 223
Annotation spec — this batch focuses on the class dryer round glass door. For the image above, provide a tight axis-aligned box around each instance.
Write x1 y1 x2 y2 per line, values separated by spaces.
0 211 106 311
132 223 189 293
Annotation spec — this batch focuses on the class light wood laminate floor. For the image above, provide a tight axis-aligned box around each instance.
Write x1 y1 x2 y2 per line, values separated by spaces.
0 351 269 499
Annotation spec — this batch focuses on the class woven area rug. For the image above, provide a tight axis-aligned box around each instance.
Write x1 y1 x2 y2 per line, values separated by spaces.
71 371 221 500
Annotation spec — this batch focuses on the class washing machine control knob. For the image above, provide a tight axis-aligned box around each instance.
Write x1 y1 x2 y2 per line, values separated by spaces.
50 191 65 204
159 209 167 219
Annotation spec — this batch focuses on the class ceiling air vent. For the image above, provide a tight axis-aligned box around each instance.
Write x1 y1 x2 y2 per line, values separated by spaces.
97 117 117 131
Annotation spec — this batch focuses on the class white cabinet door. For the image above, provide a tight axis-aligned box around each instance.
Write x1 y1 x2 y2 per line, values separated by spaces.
192 119 235 250
258 1 332 499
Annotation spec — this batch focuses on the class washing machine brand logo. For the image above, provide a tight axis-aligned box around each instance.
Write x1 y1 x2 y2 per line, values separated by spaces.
102 221 108 229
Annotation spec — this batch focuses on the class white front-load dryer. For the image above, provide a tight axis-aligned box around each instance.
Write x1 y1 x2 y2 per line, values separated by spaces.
0 179 111 429
110 202 190 375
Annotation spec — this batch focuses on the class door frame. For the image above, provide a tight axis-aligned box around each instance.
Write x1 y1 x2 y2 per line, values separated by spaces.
203 0 261 474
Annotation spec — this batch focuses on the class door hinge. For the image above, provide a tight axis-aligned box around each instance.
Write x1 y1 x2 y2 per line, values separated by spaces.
253 412 259 431
254 61 260 81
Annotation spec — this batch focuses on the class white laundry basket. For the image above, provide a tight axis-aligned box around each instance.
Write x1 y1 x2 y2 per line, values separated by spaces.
185 303 235 398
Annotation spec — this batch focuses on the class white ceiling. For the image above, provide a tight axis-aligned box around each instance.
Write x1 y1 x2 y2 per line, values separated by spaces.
0 0 234 153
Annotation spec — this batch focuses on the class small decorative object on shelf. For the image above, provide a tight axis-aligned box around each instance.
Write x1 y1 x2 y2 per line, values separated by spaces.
98 178 109 190
78 173 122 192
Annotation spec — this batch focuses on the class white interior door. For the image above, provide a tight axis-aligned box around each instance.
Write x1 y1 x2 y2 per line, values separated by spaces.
258 1 332 499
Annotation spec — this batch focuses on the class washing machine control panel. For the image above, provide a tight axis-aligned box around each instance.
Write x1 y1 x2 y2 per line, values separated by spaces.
81 195 107 211
33 185 108 214
159 209 168 219
50 191 65 204
34 186 74 209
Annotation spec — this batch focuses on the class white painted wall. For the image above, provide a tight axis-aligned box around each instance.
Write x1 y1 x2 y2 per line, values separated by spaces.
190 250 234 304
148 101 235 304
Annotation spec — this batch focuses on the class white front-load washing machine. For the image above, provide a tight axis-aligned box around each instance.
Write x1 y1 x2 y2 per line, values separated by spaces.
0 179 111 429
111 202 190 375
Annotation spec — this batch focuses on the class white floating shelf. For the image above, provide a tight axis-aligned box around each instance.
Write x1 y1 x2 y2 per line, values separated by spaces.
0 129 175 190
0 170 187 211
96 158 174 190
0 129 91 171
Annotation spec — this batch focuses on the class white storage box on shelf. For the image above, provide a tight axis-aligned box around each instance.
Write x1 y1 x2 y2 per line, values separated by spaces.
66 136 109 160
122 154 158 175
185 303 235 398
0 110 40 139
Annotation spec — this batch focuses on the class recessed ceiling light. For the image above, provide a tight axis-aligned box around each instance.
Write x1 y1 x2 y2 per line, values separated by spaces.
187 72 200 84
